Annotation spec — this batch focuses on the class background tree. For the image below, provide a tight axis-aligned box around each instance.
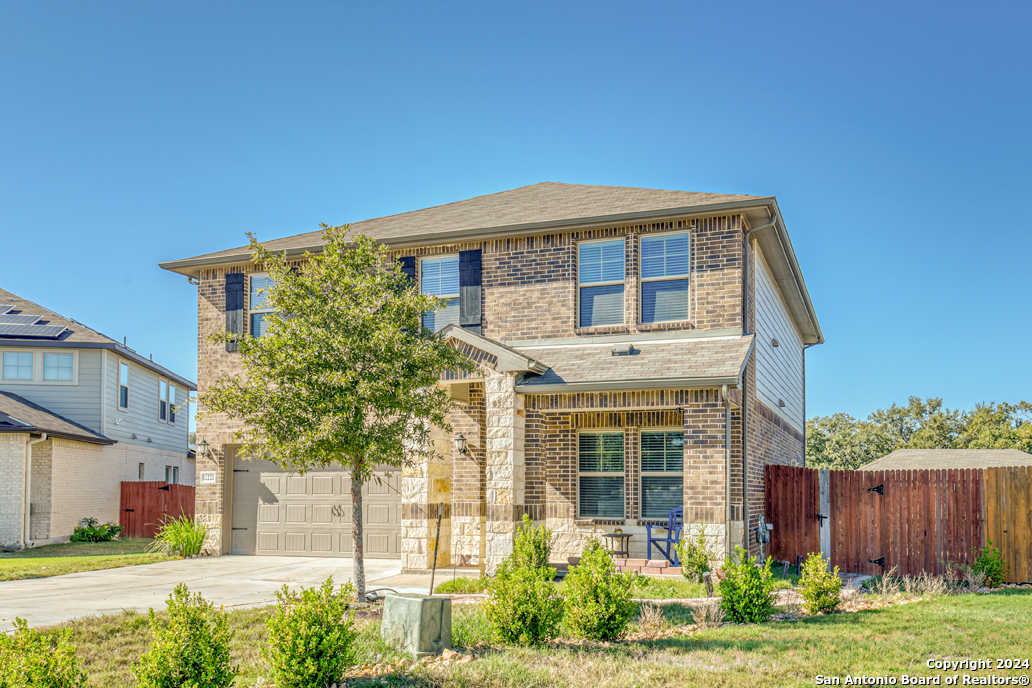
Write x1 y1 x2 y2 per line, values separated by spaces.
806 397 1032 469
199 226 472 599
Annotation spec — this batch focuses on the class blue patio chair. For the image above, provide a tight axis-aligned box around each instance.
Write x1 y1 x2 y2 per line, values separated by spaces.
646 507 684 565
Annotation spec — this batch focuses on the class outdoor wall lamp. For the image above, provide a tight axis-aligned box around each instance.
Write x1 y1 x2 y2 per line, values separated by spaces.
453 433 468 455
197 439 210 458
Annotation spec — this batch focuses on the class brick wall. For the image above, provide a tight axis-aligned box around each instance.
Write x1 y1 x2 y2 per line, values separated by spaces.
29 440 52 539
0 433 26 545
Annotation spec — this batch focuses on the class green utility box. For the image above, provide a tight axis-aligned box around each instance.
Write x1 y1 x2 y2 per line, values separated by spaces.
381 594 452 657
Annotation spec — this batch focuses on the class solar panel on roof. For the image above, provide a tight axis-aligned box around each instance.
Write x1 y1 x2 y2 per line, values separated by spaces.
0 305 15 314
0 314 42 325
0 324 68 339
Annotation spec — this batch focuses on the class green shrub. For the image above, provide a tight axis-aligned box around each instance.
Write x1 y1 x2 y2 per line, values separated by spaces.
147 515 207 557
563 539 637 641
484 516 562 645
798 552 842 614
0 618 87 688
262 578 358 688
717 547 777 624
485 564 563 645
432 576 490 595
971 540 1008 588
451 605 494 648
70 517 122 543
675 528 712 583
510 513 551 569
133 583 234 688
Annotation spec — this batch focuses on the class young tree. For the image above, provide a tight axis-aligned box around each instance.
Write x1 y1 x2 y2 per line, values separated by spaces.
199 225 473 599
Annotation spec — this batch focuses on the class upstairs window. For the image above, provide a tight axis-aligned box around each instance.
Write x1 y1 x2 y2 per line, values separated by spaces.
159 380 168 421
420 255 460 331
579 239 625 327
578 432 625 518
640 430 684 519
640 232 690 323
43 353 73 381
249 274 276 338
169 384 177 424
119 362 129 408
2 352 33 380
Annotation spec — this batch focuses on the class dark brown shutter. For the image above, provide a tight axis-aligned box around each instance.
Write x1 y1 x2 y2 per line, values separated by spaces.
459 249 482 335
398 256 416 284
225 273 245 352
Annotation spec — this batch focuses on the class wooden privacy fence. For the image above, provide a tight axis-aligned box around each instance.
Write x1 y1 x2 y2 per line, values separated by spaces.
119 481 195 539
765 464 1032 582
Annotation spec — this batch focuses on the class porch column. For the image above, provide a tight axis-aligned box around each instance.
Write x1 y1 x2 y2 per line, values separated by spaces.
400 425 452 571
484 371 526 572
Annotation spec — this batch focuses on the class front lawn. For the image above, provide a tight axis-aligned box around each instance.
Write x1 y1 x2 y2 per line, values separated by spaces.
0 539 173 581
44 589 1031 687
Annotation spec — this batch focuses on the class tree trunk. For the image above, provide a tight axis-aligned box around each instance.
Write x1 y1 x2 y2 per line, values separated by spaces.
352 475 366 601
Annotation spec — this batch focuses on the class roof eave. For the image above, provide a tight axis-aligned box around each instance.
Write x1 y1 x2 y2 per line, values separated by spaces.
159 197 778 277
0 427 117 445
514 375 741 394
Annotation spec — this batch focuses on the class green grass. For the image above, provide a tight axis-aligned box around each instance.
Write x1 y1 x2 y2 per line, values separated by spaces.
41 590 1032 687
0 539 173 581
629 575 707 599
433 576 491 595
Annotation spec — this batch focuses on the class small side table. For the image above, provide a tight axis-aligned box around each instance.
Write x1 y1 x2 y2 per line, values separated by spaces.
601 532 632 558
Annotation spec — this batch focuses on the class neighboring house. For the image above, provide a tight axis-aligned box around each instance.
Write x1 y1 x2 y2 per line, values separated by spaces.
160 182 823 569
0 288 196 548
860 448 1032 471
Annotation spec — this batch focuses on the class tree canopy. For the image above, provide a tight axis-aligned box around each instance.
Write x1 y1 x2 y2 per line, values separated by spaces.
199 225 473 596
806 397 1032 470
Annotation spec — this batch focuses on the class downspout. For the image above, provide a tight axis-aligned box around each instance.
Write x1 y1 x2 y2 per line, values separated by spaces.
21 433 48 550
721 385 732 558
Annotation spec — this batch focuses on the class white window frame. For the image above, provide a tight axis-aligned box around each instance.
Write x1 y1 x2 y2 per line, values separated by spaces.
168 383 177 425
577 237 626 328
165 465 176 484
639 230 691 325
0 348 77 385
118 361 130 409
138 463 145 480
639 427 686 520
248 273 276 338
576 430 626 519
419 254 460 331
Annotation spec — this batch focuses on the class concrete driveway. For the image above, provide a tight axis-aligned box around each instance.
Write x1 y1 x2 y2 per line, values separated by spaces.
0 556 425 629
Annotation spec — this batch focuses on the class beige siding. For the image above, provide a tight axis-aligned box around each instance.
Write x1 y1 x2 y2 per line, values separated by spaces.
754 245 804 432
0 348 103 433
102 350 190 454
0 433 27 545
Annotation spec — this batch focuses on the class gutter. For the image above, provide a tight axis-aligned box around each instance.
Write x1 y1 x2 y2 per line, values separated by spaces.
741 217 777 337
514 375 741 394
21 433 47 550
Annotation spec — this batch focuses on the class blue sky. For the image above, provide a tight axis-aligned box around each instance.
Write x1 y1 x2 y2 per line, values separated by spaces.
2 1 1029 428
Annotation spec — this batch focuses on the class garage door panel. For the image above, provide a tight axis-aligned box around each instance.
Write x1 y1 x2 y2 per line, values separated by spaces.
231 454 399 559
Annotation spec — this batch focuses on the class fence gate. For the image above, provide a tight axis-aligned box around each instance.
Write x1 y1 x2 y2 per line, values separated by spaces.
765 465 820 564
120 481 196 539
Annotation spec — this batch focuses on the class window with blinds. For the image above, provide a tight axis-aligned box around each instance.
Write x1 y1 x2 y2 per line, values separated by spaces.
421 255 460 331
579 239 625 327
249 274 276 338
578 432 625 518
640 430 684 519
2 352 33 380
43 353 73 381
640 232 690 323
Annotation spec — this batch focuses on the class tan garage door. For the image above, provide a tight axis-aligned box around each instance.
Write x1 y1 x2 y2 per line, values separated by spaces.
229 450 401 558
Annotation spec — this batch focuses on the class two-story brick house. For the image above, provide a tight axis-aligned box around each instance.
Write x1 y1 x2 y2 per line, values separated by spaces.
0 288 195 548
161 182 822 569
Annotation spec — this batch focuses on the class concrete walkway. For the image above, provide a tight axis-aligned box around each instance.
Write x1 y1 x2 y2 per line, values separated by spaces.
0 555 430 629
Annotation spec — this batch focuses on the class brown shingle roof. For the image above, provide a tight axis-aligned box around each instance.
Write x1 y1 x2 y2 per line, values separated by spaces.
0 391 115 444
513 335 755 392
161 182 764 269
859 449 1032 471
